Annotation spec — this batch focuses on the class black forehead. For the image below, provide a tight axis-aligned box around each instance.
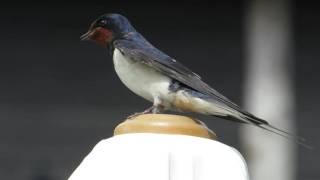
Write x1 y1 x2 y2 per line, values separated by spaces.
91 13 133 32
95 13 126 23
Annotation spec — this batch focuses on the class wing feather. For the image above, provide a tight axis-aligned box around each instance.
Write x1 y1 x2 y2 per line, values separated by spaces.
114 38 241 110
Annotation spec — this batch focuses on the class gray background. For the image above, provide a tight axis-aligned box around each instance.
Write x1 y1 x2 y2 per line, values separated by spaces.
0 1 319 179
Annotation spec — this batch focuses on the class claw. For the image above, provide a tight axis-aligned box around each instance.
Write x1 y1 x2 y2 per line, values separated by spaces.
126 105 165 119
127 112 143 119
126 106 155 119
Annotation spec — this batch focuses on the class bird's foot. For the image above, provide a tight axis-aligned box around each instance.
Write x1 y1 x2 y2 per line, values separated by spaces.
127 105 164 119
127 106 156 119
126 112 146 119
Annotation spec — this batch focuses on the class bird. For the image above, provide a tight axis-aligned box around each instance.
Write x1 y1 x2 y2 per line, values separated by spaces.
81 13 307 146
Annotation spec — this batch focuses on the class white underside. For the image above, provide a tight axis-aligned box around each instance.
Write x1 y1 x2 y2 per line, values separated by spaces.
113 48 237 116
113 48 172 104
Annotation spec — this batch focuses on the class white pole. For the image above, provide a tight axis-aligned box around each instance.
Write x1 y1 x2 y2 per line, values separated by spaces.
69 114 250 180
242 0 296 180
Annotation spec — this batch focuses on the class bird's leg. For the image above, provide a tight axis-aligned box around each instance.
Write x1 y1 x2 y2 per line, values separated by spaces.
151 104 164 114
151 97 165 114
127 97 164 119
127 106 156 119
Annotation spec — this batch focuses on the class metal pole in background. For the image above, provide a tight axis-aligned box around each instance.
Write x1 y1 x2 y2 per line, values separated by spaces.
242 0 296 180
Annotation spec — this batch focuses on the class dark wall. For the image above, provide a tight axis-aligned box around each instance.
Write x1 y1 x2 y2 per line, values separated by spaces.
0 1 318 179
295 1 320 179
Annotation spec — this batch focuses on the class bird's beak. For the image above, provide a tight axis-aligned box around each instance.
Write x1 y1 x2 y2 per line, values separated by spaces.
80 30 93 41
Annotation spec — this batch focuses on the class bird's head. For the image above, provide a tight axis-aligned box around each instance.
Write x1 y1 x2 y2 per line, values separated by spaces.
80 13 135 46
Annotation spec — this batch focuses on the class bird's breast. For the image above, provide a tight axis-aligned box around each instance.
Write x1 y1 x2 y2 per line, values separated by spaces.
113 48 172 102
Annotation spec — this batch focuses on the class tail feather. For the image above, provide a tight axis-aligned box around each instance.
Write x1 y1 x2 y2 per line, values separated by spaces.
215 113 312 149
244 113 306 141
258 124 312 149
244 113 312 149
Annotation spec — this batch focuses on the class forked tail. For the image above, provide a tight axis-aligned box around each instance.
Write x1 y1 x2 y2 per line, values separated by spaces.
217 112 312 149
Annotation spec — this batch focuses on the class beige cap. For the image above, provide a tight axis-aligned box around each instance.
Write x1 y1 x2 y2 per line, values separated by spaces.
114 114 216 140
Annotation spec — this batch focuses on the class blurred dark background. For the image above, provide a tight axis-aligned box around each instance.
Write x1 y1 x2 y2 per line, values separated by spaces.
0 1 318 179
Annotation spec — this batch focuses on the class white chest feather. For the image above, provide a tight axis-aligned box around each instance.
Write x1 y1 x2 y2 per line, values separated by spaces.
113 48 171 102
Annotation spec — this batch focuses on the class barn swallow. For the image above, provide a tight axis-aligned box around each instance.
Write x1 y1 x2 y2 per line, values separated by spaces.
81 13 307 146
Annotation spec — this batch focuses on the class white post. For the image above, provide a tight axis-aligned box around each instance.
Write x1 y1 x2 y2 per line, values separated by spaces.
69 114 249 180
242 0 296 180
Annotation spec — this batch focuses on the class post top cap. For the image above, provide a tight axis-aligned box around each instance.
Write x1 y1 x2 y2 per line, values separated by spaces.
114 114 216 140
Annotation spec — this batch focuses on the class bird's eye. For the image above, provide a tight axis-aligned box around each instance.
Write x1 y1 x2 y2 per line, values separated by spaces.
99 19 107 26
